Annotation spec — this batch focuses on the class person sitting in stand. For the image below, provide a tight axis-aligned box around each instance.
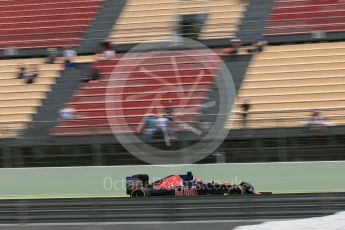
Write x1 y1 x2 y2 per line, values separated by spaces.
45 48 59 64
164 100 177 140
306 111 327 131
81 65 101 83
141 113 157 140
17 66 26 79
304 111 336 131
156 114 169 135
59 106 76 120
247 35 267 53
240 100 251 129
26 65 39 84
164 100 174 122
96 42 116 60
221 38 242 57
155 113 174 146
63 47 77 69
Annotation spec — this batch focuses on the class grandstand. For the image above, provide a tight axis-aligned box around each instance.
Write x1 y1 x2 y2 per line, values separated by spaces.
265 0 345 36
110 0 247 44
0 58 62 138
229 42 345 129
1 1 345 228
52 50 221 136
0 0 102 50
265 0 345 43
0 0 343 167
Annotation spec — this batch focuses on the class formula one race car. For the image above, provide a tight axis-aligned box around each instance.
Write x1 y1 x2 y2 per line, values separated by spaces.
126 171 260 197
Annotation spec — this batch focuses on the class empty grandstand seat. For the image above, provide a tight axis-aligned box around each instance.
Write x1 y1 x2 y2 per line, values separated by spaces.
52 50 222 136
0 58 62 138
109 0 247 44
228 42 345 129
265 0 345 36
0 0 102 50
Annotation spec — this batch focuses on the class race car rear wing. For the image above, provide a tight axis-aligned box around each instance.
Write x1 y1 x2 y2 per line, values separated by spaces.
126 174 149 195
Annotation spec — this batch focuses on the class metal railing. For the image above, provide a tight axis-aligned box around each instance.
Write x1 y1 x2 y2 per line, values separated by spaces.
0 107 345 139
0 108 343 167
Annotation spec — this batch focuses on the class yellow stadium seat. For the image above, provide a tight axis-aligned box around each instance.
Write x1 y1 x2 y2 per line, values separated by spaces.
0 77 55 86
0 114 32 123
0 99 42 108
0 58 63 138
228 42 345 129
109 0 247 44
0 92 46 101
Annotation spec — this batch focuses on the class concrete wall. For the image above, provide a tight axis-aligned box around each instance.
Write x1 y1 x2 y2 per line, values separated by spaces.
0 161 344 199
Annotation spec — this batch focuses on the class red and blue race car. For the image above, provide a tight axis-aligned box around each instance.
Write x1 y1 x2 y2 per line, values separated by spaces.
126 171 261 197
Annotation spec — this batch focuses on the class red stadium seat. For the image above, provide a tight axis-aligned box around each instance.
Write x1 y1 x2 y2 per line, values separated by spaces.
5 40 79 49
0 21 90 30
0 13 94 23
0 32 84 43
0 0 102 50
0 1 100 11
52 50 222 137
265 0 345 36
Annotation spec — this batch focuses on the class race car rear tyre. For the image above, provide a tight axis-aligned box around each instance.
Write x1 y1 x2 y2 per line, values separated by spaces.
130 188 147 197
228 185 244 195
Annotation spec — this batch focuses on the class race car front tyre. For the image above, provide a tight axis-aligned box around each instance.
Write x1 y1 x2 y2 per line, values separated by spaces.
228 185 244 195
130 188 147 197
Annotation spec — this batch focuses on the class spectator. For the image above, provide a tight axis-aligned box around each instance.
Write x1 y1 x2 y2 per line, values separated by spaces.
26 65 38 84
59 106 76 120
240 100 251 128
311 30 326 40
97 42 116 60
164 100 174 122
81 65 101 83
247 35 267 53
156 114 171 145
63 47 77 69
156 114 169 133
64 60 74 70
307 111 327 131
221 38 242 56
17 66 26 79
230 38 242 52
141 113 157 140
46 48 59 64
164 100 177 140
95 50 103 60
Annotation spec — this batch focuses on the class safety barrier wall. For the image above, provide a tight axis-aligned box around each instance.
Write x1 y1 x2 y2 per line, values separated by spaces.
0 161 344 199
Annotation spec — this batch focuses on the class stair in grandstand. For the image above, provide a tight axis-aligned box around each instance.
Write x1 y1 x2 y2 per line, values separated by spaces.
224 55 252 91
23 64 88 139
199 55 251 129
77 0 126 54
236 0 275 44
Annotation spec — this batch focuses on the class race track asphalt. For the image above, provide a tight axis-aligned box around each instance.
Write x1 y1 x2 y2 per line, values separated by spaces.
0 193 344 230
0 221 263 230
